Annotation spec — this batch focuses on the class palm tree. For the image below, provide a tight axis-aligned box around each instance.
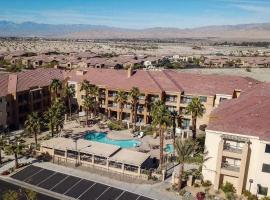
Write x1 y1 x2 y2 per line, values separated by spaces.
24 112 40 148
50 79 61 102
175 138 198 191
53 99 66 134
150 100 171 170
44 99 65 137
114 90 128 121
4 136 25 169
63 85 75 118
186 97 205 139
80 79 91 96
170 111 178 147
44 108 56 137
89 85 99 116
83 96 94 124
129 87 140 128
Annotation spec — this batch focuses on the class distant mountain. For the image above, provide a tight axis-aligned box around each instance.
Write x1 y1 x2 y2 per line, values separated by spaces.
1 20 270 40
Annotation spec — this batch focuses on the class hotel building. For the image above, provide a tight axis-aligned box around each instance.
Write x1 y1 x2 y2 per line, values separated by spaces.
202 83 270 196
0 67 258 131
66 68 258 130
0 68 65 130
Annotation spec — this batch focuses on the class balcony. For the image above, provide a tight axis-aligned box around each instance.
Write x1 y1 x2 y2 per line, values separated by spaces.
223 144 243 154
221 162 240 172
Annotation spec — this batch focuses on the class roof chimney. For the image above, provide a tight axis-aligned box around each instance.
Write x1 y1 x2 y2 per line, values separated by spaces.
76 69 87 76
127 66 134 78
8 74 18 97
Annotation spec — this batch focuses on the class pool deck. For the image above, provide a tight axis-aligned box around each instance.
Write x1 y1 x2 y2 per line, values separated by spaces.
60 120 174 157
107 130 134 140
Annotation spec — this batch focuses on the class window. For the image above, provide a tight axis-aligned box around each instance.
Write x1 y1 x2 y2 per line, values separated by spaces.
257 185 268 196
220 97 228 103
199 96 207 103
265 144 270 153
262 164 270 173
182 119 190 129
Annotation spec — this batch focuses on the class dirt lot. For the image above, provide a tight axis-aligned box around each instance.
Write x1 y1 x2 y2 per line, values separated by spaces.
179 68 270 82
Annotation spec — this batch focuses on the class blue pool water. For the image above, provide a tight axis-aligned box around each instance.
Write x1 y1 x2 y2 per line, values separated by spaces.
165 144 174 153
84 132 141 148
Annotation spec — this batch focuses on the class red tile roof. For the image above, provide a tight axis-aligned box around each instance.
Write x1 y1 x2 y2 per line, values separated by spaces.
0 74 9 97
208 83 270 140
16 68 65 92
0 69 65 96
67 68 259 95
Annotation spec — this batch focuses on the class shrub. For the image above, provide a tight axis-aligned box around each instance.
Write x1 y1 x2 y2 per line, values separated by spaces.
107 120 126 130
194 183 200 187
179 189 186 196
225 192 237 200
221 182 236 194
202 180 212 187
243 190 252 197
36 152 52 162
246 67 252 72
261 197 270 200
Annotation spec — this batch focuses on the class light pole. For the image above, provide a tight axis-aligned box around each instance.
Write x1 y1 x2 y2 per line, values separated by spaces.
72 136 79 167
249 179 253 192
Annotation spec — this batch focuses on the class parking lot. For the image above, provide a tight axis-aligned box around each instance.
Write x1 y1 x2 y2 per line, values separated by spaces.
11 165 154 200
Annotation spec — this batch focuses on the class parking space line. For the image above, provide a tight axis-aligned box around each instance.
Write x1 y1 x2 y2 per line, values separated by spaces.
63 178 82 195
96 186 110 200
36 172 56 186
77 182 96 199
49 175 69 191
136 195 141 200
115 190 125 200
23 168 44 182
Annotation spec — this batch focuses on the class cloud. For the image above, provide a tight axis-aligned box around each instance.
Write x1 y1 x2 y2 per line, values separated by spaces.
234 4 270 13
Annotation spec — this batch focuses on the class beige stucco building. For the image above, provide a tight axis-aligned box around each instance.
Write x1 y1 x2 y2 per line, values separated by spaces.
203 83 270 196
66 68 258 130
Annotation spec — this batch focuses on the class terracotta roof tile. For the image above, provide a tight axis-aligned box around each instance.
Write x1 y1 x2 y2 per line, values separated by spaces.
67 68 258 95
208 83 270 140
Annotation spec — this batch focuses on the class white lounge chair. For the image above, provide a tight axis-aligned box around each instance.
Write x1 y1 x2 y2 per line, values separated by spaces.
138 132 144 138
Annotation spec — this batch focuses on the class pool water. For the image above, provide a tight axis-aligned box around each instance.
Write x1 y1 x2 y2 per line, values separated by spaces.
84 132 141 148
165 144 174 153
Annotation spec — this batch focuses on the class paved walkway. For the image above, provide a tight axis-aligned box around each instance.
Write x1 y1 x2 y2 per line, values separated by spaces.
33 162 180 200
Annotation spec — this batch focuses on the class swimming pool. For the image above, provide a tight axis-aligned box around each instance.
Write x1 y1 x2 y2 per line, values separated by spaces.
165 144 174 153
84 132 141 148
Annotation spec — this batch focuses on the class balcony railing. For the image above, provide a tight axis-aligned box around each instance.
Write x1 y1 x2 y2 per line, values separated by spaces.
223 144 243 154
221 162 240 172
108 104 117 108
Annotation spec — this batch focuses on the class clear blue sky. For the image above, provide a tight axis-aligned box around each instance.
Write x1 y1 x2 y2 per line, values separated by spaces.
1 0 270 28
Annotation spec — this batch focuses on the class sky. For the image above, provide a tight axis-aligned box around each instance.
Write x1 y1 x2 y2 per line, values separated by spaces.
1 0 270 29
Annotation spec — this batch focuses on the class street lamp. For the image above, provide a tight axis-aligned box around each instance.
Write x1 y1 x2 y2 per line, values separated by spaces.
249 179 253 192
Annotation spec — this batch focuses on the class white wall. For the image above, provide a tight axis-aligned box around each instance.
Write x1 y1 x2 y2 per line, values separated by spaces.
203 129 270 196
246 139 270 196
202 130 222 184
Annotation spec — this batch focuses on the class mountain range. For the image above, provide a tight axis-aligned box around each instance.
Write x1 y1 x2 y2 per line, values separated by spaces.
1 21 270 40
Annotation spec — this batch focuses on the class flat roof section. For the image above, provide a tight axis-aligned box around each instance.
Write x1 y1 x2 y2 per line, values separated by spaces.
109 149 150 166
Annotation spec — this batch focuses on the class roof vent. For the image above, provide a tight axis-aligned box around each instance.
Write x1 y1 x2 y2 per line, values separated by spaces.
76 69 87 76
